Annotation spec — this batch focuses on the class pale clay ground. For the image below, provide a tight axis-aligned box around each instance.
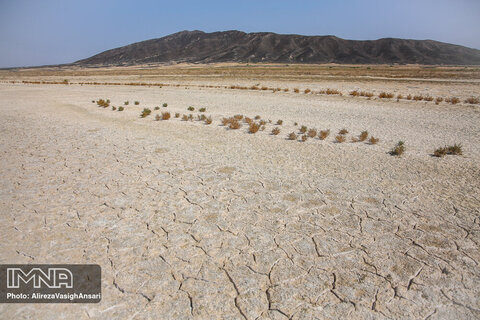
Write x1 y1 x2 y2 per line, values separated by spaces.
0 80 479 319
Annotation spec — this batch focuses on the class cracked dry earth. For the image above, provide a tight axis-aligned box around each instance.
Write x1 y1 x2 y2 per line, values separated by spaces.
0 83 480 319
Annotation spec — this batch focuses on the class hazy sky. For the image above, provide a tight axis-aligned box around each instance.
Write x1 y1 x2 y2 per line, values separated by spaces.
1 0 479 68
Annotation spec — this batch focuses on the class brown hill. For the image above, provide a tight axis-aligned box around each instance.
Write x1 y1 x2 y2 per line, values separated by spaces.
76 30 480 66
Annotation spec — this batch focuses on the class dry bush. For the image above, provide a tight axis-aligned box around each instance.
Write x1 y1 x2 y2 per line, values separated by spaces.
229 120 241 129
307 128 317 138
283 88 289 92
448 97 460 104
205 116 213 125
435 97 443 105
300 125 307 134
96 99 109 108
413 95 424 101
319 130 330 140
304 89 311 94
112 106 116 111
294 88 300 93
301 135 308 142
182 114 189 121
369 136 379 144
335 135 346 143
351 137 359 143
154 106 160 110
276 120 283 125
221 117 231 126
322 88 342 95
134 101 140 105
424 96 434 101
288 132 297 140
271 127 280 135
259 120 267 126
261 86 269 91
254 115 261 120
390 141 405 156
350 90 360 97
233 114 243 120
199 107 206 112
447 144 462 155
294 122 298 126
188 114 194 121
260 125 266 131
465 97 479 104
244 117 253 124
433 147 447 157
163 103 168 108
379 92 394 99
161 112 171 120
338 128 349 135
175 112 180 118
250 85 259 90
187 106 195 111
249 122 260 134
360 91 374 98
141 108 151 118
397 94 403 100
358 131 368 141
118 106 124 111
406 94 412 100
155 114 161 121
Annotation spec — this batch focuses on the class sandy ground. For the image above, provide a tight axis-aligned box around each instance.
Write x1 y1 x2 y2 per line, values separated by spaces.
0 79 479 319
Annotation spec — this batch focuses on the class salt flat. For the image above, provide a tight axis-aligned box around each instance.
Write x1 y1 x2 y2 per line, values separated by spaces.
0 72 479 319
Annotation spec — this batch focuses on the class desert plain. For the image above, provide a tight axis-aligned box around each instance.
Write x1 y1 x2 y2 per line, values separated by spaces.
0 64 479 319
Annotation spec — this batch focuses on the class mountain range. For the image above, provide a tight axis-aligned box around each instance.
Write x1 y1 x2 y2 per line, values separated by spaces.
75 30 480 66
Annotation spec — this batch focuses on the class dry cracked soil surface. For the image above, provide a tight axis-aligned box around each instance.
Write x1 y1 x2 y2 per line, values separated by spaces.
0 82 479 319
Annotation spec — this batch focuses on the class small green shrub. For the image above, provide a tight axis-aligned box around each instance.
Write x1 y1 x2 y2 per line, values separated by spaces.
390 141 405 156
199 107 206 112
134 101 140 105
154 106 160 110
141 108 151 118
118 106 124 111
163 103 168 108
187 106 195 111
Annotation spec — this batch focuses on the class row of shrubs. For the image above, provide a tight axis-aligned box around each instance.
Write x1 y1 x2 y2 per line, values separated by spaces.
93 99 465 158
23 80 479 106
350 91 477 105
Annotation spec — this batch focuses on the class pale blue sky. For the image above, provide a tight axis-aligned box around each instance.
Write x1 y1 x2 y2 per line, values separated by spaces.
1 0 479 67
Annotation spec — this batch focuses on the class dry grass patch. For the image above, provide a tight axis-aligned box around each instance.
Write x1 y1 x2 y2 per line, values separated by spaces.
379 92 394 99
359 130 369 141
205 116 213 125
465 97 479 104
424 96 434 101
434 143 463 157
445 97 460 104
350 90 360 97
335 135 346 143
369 136 379 144
276 120 283 125
338 128 349 135
319 130 330 140
288 132 297 140
182 114 189 121
160 112 171 120
271 127 280 135
307 128 317 138
248 122 260 134
229 120 241 130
